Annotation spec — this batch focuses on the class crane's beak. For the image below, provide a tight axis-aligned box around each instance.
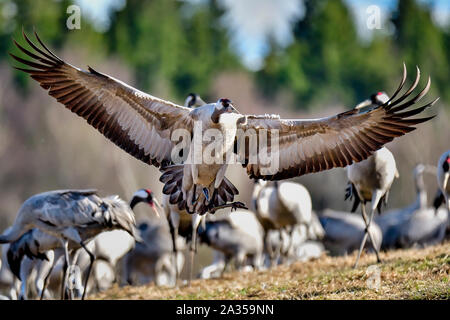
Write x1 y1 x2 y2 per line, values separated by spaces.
444 172 449 191
149 201 161 218
354 99 371 110
153 198 163 211
229 104 240 113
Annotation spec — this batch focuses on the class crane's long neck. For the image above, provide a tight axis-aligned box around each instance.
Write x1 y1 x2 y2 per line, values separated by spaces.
129 196 143 210
414 172 427 210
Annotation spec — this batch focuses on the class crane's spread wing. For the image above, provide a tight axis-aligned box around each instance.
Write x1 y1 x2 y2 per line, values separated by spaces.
11 31 193 168
240 64 437 180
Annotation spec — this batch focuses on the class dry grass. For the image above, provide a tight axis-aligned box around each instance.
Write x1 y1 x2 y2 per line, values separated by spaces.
92 241 450 300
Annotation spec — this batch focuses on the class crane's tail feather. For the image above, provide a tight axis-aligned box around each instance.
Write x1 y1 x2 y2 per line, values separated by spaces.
102 195 141 242
344 182 360 213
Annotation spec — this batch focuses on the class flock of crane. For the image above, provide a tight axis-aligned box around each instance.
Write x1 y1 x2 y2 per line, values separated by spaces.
0 31 448 300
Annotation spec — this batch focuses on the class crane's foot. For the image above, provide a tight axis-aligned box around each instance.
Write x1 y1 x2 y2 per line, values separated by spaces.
209 201 247 214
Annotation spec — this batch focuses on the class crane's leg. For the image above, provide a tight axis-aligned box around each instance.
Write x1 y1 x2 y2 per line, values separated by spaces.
269 230 281 267
188 213 202 285
354 202 369 268
208 201 248 213
354 202 381 268
284 226 295 265
264 231 276 267
79 241 96 300
367 192 383 263
18 257 34 300
39 259 55 300
357 190 384 264
168 212 180 286
235 251 246 270
60 239 71 300
36 250 55 300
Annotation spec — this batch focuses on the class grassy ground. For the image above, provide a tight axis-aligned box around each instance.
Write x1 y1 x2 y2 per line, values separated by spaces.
92 241 450 300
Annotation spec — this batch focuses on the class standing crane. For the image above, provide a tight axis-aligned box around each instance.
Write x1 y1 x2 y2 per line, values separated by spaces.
11 31 436 217
0 188 158 299
346 146 398 267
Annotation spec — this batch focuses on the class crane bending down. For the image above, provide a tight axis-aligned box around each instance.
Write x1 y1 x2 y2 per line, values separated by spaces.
10 31 437 216
0 189 157 299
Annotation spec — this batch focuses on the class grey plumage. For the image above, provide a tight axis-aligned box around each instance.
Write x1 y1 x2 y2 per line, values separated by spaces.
198 210 264 272
252 180 322 265
346 146 398 267
0 189 141 300
375 164 431 249
0 190 139 245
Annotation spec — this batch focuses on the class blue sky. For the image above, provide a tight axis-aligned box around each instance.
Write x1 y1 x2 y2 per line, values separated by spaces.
75 0 450 70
